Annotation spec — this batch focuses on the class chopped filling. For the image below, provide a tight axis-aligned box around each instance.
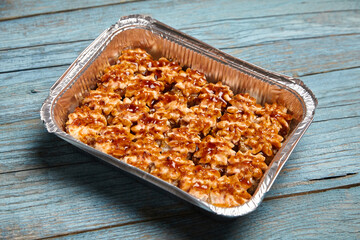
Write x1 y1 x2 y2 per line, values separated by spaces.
66 48 293 208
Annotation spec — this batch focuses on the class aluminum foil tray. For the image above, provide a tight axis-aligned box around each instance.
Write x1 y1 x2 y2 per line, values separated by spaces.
40 15 317 218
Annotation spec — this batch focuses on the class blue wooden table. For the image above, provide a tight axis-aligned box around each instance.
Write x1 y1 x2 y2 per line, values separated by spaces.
1 0 359 239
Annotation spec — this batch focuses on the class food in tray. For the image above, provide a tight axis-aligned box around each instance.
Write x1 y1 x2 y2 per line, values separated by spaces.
66 48 293 207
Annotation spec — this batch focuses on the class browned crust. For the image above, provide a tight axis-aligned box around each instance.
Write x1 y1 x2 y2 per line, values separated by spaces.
66 48 293 208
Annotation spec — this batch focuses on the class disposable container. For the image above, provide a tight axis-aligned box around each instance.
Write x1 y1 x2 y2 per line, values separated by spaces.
40 15 317 218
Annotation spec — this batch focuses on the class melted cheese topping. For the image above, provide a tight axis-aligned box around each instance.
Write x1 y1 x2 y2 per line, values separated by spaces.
66 48 293 208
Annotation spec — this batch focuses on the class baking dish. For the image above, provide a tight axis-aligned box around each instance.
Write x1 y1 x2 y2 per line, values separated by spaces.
40 15 317 218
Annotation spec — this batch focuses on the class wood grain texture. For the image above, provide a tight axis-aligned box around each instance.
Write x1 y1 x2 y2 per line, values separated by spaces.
56 187 360 240
0 150 358 239
0 60 359 175
0 0 359 50
0 162 189 239
225 34 360 78
0 67 358 238
0 0 138 21
1 0 359 21
1 163 358 239
1 34 359 125
0 0 359 239
2 32 360 75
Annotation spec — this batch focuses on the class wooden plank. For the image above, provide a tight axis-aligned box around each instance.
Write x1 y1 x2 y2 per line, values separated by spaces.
0 163 358 239
0 33 359 125
268 115 360 197
267 68 360 196
0 162 190 239
0 1 358 239
0 67 359 194
55 187 360 239
1 0 359 22
2 33 360 77
0 66 68 125
300 68 360 122
1 104 358 192
0 1 359 50
0 0 138 21
0 1 359 238
0 40 88 73
183 11 360 51
0 118 91 173
0 62 359 180
225 34 360 78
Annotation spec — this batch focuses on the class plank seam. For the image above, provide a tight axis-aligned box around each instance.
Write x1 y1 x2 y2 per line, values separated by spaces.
312 115 359 123
37 211 192 240
299 66 360 77
0 161 93 176
309 172 357 182
264 182 360 201
3 5 358 24
186 9 360 27
36 183 360 239
0 39 93 52
1 29 359 53
317 102 359 110
219 33 360 51
0 0 146 22
1 34 359 74
0 64 70 74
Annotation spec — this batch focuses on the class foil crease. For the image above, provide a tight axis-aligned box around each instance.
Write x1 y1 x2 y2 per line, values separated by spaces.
40 15 317 218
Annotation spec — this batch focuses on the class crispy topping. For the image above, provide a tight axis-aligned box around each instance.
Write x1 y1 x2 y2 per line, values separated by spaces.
198 82 234 109
262 102 293 136
124 138 161 172
150 150 194 185
179 165 221 202
210 175 252 207
66 48 293 208
182 105 222 135
66 106 107 145
165 127 201 154
131 113 170 140
126 74 165 106
153 92 189 123
99 61 137 95
111 98 149 127
147 57 182 84
194 135 235 170
215 112 250 144
118 48 153 65
82 90 122 115
227 151 267 189
174 68 207 98
243 122 284 156
94 126 134 157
